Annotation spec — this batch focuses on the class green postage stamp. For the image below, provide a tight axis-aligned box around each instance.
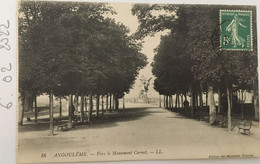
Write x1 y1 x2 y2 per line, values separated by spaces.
220 10 252 51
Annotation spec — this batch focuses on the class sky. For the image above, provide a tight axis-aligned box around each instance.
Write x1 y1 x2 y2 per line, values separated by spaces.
106 3 168 98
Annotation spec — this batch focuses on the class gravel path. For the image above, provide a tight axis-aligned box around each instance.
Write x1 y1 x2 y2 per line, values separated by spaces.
18 103 260 163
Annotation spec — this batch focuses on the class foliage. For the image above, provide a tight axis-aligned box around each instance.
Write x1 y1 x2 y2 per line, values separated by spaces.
132 4 257 94
19 1 147 98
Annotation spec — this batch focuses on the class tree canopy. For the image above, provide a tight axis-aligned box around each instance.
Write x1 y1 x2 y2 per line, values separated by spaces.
19 1 147 98
132 4 258 121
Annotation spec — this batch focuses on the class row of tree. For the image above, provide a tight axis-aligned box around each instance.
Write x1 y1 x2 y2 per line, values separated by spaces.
19 1 147 135
132 4 258 131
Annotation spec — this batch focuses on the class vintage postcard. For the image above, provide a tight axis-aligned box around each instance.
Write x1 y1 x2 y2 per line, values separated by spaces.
17 0 260 163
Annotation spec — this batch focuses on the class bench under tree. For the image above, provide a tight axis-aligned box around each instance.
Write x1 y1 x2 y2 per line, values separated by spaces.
238 121 252 134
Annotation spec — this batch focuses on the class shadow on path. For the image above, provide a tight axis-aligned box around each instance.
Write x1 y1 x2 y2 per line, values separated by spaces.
72 107 150 131
19 107 151 133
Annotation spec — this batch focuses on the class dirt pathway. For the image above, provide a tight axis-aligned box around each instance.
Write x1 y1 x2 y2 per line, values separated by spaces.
18 104 260 163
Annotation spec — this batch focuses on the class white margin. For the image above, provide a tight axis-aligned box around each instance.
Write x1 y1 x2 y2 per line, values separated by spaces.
0 0 259 164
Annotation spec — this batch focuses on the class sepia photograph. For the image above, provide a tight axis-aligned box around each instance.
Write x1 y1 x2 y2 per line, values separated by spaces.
17 0 260 163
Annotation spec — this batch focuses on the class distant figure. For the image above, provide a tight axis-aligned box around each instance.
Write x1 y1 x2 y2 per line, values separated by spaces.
27 117 32 122
71 104 75 117
184 100 189 109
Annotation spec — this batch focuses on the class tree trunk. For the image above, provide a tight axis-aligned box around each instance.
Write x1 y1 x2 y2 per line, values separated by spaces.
165 96 168 109
226 86 232 132
208 84 216 124
123 96 125 109
85 96 88 120
89 94 93 122
200 83 203 108
169 96 171 108
171 96 174 108
101 95 104 115
80 94 84 123
169 96 172 108
194 93 198 107
24 91 29 112
112 94 115 110
163 95 165 107
178 95 180 108
159 95 161 108
75 95 79 112
168 96 171 108
27 91 33 112
177 93 180 108
253 90 259 120
184 93 187 101
172 96 174 108
19 92 25 126
115 94 119 110
172 96 175 108
197 93 199 107
59 97 62 117
251 77 259 121
23 91 28 113
96 95 100 117
68 94 73 129
238 90 240 103
206 91 208 106
230 90 233 113
181 94 184 108
117 96 120 110
166 96 168 108
218 88 221 113
167 96 171 109
241 90 244 119
175 94 178 108
253 91 259 121
189 86 194 117
49 92 54 136
34 94 38 122
109 93 112 113
106 94 109 112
